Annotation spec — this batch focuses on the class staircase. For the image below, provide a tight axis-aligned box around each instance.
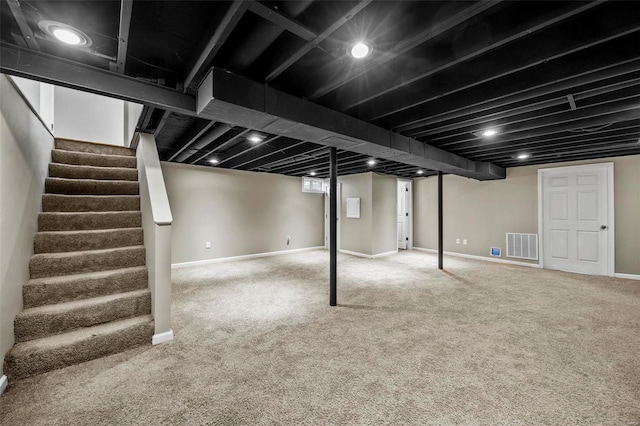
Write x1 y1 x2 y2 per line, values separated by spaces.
4 139 154 380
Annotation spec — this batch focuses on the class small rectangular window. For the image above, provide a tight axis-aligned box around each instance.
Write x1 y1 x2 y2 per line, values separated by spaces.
302 177 324 193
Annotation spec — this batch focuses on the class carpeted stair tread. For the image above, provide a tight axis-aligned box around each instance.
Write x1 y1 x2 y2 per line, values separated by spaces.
55 139 135 157
15 289 151 343
34 228 143 253
42 194 140 212
24 266 148 308
39 211 141 231
49 163 138 181
45 177 139 195
3 315 154 380
30 246 145 279
52 149 137 168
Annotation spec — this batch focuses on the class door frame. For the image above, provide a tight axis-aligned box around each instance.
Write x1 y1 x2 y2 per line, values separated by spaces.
537 162 615 276
397 178 413 250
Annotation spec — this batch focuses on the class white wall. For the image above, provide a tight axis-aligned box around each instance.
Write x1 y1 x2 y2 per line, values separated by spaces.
0 76 55 378
162 162 324 264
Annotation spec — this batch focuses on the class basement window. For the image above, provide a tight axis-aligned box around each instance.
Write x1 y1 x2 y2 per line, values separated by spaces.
302 177 324 193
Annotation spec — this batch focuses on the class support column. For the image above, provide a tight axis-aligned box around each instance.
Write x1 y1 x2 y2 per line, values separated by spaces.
329 147 337 306
438 171 443 270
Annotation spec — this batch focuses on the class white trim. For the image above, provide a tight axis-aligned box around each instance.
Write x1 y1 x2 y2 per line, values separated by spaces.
172 246 325 268
0 375 7 395
413 247 542 268
538 162 615 277
152 329 174 345
339 249 398 259
614 273 640 281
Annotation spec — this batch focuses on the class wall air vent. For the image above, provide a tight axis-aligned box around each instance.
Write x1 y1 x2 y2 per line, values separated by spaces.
506 233 538 260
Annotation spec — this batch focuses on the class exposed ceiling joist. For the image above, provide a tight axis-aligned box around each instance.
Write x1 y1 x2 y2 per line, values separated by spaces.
245 143 324 171
308 0 503 101
265 0 373 82
216 135 281 166
6 0 39 51
175 123 232 163
248 1 316 41
0 43 196 114
183 0 249 90
115 0 133 73
190 128 251 165
222 139 308 169
197 68 505 180
167 120 216 162
153 110 171 136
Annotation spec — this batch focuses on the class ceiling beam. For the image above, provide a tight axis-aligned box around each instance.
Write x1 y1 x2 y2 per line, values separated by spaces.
174 123 233 163
399 58 640 134
183 0 249 91
248 1 316 41
216 135 282 165
1 43 196 115
6 0 39 51
265 0 372 82
167 120 216 161
498 145 640 167
332 0 603 110
245 143 325 171
222 139 309 169
308 0 503 101
190 128 251 164
198 68 505 180
153 110 171 136
366 26 640 125
267 151 362 174
115 0 133 73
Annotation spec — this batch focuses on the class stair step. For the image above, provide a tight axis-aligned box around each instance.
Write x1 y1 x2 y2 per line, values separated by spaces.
45 177 139 196
4 315 154 380
55 139 135 157
49 163 138 181
15 289 151 343
42 194 140 212
39 211 141 231
52 149 137 168
34 228 144 253
30 246 145 279
24 266 148 308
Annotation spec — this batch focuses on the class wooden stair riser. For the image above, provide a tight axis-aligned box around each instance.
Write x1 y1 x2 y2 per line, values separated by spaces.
15 290 151 343
24 267 148 309
29 246 146 279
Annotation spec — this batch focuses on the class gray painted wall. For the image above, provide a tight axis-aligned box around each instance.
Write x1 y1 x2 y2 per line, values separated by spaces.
339 172 397 256
0 76 55 376
414 155 640 274
162 162 324 264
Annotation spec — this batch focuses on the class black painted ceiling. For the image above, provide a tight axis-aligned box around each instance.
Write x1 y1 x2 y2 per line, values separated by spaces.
2 0 639 179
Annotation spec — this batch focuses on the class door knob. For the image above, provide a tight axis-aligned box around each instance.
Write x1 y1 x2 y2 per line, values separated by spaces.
600 225 607 230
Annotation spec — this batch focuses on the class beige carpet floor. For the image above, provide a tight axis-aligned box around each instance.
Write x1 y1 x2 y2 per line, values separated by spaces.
1 250 639 425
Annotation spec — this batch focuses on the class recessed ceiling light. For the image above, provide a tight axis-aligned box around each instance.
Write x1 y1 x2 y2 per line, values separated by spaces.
481 129 499 137
516 153 530 160
417 170 424 174
247 134 264 143
350 41 371 59
310 171 317 176
208 158 219 164
38 21 91 47
367 159 376 166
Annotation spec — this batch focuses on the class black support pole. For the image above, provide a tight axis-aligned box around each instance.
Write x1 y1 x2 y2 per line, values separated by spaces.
329 147 337 306
438 171 443 270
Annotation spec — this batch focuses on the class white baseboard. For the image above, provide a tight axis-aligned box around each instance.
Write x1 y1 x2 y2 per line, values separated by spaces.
614 273 640 281
339 249 398 259
172 246 325 268
413 247 542 268
0 375 7 395
152 329 174 345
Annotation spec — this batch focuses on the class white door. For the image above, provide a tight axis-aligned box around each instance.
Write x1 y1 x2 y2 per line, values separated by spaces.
540 163 613 276
324 182 341 250
397 181 409 249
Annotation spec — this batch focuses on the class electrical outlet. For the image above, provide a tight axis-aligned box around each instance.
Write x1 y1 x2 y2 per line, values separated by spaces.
463 239 467 245
456 239 460 244
205 242 211 249
287 235 291 246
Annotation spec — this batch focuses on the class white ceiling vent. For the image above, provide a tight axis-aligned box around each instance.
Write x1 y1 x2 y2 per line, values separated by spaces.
506 233 538 260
